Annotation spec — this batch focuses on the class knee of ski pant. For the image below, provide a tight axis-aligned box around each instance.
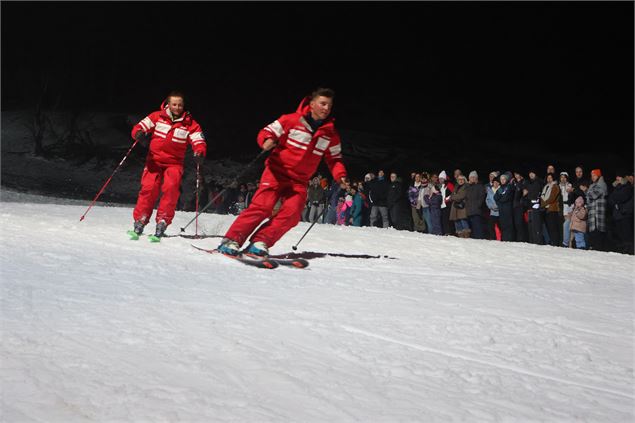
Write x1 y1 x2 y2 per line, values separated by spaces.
161 167 184 192
139 170 161 193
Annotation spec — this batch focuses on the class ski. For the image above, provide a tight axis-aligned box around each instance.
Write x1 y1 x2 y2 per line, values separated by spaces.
243 253 309 269
127 230 140 240
191 245 279 269
148 235 161 243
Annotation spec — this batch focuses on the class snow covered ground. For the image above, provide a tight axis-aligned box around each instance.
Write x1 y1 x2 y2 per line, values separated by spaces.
1 190 633 422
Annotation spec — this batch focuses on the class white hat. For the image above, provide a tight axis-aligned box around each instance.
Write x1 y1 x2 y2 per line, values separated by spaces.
469 170 478 179
439 170 447 180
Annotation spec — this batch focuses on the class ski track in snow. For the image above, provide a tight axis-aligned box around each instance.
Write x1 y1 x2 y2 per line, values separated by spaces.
1 190 634 422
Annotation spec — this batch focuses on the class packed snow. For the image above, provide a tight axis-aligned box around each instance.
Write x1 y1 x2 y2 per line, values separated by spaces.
1 189 633 422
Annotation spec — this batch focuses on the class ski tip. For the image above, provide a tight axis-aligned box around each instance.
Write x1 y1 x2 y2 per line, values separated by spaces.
290 259 309 268
148 235 161 243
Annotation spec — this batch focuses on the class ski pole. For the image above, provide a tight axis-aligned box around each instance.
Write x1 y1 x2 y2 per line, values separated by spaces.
292 205 327 251
180 148 269 233
79 139 139 221
195 163 200 237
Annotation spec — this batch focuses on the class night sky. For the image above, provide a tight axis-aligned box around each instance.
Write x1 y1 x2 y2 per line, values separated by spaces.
2 1 633 177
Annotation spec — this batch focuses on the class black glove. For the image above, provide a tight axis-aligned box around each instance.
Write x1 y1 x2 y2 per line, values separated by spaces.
134 130 149 147
193 152 204 166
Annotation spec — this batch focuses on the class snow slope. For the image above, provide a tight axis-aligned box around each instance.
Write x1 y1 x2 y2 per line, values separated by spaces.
1 190 633 422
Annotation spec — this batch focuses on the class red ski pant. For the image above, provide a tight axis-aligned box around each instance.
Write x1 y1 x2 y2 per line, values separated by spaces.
224 168 307 248
133 161 184 226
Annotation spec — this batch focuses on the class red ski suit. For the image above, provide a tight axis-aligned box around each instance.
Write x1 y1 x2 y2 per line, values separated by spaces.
224 97 347 248
131 103 206 225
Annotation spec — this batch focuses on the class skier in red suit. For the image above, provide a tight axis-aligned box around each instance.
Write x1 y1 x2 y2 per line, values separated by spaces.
130 91 207 238
218 88 349 256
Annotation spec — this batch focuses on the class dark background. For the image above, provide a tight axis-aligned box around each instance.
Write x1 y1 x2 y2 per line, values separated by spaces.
2 1 633 179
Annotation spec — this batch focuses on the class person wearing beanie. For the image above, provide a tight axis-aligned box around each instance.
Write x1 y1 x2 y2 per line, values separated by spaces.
494 172 516 241
584 168 607 251
487 171 500 189
608 172 634 254
469 170 478 179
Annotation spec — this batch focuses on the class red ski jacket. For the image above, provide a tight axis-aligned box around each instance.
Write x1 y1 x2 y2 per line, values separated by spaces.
132 103 207 166
257 97 347 184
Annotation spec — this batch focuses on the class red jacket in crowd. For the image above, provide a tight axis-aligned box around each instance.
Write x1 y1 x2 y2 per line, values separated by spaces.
257 96 347 183
131 102 207 165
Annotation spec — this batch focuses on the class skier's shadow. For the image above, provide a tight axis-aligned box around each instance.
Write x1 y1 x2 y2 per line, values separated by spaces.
270 251 397 260
165 234 223 239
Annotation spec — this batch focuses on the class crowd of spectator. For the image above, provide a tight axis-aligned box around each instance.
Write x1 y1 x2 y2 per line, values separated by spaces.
179 165 634 255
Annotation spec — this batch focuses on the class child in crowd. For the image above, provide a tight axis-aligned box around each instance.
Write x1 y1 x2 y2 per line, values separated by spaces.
569 196 588 249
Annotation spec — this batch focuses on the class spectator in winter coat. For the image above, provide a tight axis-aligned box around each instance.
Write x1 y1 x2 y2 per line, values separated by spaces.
218 88 348 256
583 169 608 251
336 195 353 225
559 172 573 248
326 179 345 224
465 171 486 239
608 171 634 254
130 91 207 238
306 176 327 223
356 181 371 226
438 170 455 236
418 173 433 232
348 185 364 227
486 177 501 240
511 171 528 242
523 170 544 245
368 170 390 228
485 171 500 240
494 172 515 241
387 173 410 230
449 174 470 238
540 173 561 247
568 166 588 206
569 196 588 249
408 173 426 232
423 184 443 235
